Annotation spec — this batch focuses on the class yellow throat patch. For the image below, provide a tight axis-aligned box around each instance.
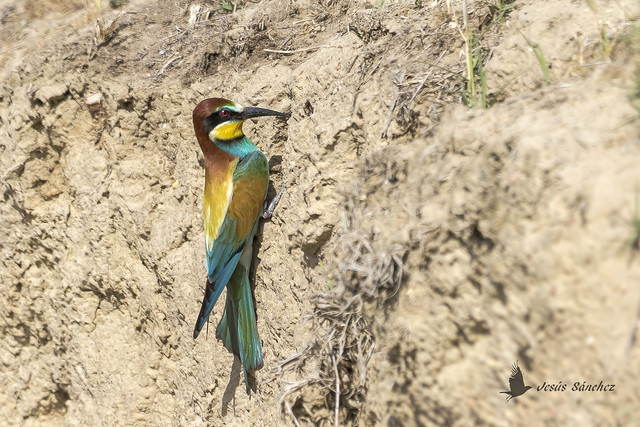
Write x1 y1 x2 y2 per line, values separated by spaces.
209 120 244 141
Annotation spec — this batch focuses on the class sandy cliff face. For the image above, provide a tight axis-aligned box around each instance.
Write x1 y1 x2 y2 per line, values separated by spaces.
1 0 640 425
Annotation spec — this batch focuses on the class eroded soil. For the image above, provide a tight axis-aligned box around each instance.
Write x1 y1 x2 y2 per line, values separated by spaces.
1 0 640 425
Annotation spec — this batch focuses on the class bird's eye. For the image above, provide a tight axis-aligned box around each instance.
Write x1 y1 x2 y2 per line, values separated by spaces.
219 109 230 118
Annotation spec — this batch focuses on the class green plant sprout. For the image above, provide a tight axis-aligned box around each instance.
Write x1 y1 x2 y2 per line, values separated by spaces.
521 32 552 85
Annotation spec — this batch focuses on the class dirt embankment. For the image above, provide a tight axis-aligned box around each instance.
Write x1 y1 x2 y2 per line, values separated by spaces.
1 0 640 425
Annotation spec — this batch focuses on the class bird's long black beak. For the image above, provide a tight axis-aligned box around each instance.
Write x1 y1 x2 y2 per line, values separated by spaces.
241 106 290 120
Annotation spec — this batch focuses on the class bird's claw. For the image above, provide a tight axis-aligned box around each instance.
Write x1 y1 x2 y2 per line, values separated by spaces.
263 182 286 219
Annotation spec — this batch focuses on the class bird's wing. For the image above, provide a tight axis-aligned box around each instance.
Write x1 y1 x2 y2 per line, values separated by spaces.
201 157 240 284
193 151 268 337
227 150 269 242
203 150 268 280
508 361 526 391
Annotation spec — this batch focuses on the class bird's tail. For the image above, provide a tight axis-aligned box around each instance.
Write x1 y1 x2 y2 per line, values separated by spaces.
193 251 243 339
499 391 513 403
216 261 263 394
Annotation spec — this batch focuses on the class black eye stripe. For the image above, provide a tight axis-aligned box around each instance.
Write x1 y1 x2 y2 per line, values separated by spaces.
202 108 237 133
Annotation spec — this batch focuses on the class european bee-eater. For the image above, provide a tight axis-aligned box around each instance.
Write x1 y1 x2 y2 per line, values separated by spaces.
191 97 289 394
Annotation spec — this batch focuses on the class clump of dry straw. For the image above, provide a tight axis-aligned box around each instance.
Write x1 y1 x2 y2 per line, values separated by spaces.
277 187 404 426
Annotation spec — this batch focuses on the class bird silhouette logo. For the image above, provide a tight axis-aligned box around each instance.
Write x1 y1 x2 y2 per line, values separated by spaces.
500 361 532 403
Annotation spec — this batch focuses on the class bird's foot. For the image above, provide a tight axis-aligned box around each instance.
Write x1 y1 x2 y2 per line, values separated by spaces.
263 182 286 219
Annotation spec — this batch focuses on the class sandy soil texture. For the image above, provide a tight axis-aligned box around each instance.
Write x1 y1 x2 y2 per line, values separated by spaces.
1 0 640 425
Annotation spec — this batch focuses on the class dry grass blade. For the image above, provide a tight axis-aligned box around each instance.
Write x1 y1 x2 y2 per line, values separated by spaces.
409 51 446 105
263 45 342 54
94 16 120 47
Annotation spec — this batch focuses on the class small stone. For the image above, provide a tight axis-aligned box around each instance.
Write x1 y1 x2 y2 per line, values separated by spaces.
85 93 103 112
35 84 68 104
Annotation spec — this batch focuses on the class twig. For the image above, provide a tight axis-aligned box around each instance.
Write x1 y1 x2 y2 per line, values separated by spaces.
333 355 340 427
263 45 341 54
580 61 609 68
381 95 399 138
625 295 640 353
280 36 292 50
156 54 182 78
160 26 188 42
272 344 310 374
409 51 446 104
381 72 404 138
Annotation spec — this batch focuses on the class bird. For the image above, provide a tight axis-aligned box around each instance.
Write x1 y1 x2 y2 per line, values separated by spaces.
191 97 289 394
500 360 532 403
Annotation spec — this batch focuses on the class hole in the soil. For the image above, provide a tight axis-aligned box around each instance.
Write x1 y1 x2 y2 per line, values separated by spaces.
32 119 44 132
53 387 70 414
303 100 314 116
201 52 220 76
118 99 135 111
302 227 334 268
469 223 495 252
